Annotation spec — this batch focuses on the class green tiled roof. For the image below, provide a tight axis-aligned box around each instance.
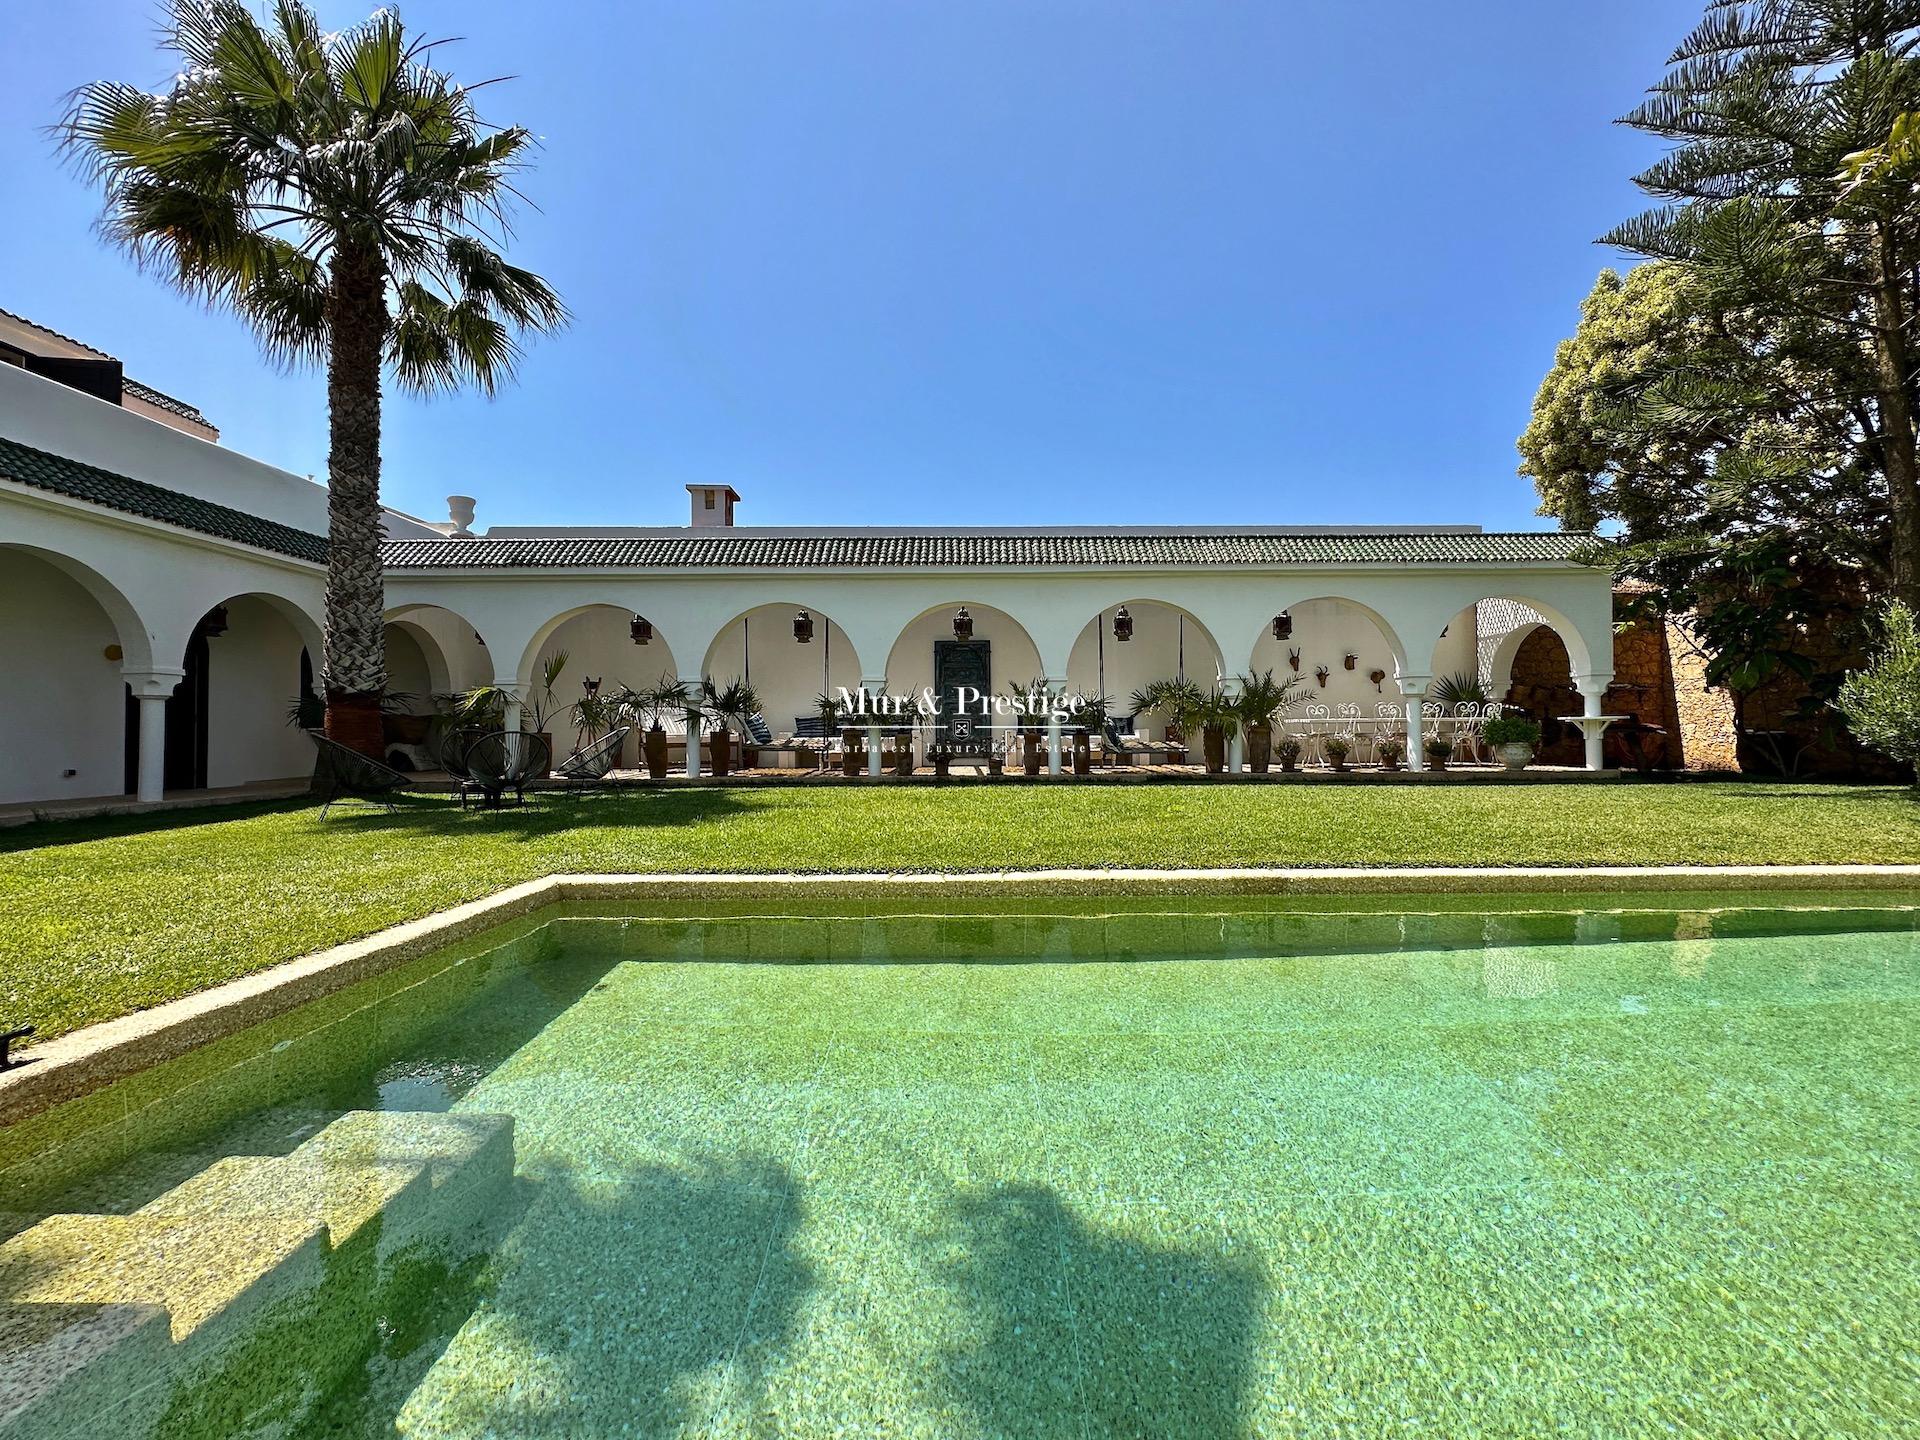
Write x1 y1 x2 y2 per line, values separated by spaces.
381 530 1590 570
0 435 326 564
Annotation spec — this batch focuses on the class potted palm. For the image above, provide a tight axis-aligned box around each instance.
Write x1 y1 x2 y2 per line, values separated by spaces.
571 681 621 759
1324 735 1352 774
1482 715 1542 770
1233 670 1303 774
1424 735 1454 771
702 677 759 778
1007 678 1057 776
626 676 690 779
1070 694 1110 776
1186 686 1241 775
1375 735 1406 772
1130 677 1202 760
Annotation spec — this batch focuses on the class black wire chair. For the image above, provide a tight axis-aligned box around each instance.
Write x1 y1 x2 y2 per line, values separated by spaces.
462 730 552 809
439 724 493 809
554 726 631 795
311 734 409 818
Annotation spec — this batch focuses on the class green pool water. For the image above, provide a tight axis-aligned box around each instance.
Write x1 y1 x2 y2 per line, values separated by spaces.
3 894 1917 1438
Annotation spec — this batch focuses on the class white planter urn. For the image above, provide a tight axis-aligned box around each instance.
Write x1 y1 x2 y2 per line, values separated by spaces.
1497 742 1535 771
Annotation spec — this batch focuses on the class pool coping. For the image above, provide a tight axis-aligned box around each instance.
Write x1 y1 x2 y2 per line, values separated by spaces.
7 862 1920 1124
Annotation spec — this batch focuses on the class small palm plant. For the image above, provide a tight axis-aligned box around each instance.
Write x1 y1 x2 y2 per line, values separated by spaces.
60 1 565 754
700 677 760 776
1130 677 1203 746
1233 669 1307 772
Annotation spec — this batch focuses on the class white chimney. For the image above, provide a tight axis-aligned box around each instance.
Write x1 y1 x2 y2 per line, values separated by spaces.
687 484 740 528
446 494 476 537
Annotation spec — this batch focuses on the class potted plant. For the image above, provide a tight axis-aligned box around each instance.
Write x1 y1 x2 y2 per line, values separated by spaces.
1130 677 1201 759
886 697 921 777
1424 735 1453 771
702 677 759 778
1171 685 1240 775
1233 670 1304 774
1482 715 1543 770
1275 735 1303 773
1324 735 1351 773
1007 678 1057 776
1375 735 1406 772
625 676 689 779
1070 693 1109 776
571 681 621 759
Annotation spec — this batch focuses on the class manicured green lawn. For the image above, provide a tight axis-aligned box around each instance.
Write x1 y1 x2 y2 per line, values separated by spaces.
3 779 1918 1042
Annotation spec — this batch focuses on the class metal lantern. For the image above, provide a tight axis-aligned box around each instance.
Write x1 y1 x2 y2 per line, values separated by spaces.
953 606 974 641
629 614 653 646
1272 611 1292 640
1112 606 1133 642
202 604 229 638
793 610 814 644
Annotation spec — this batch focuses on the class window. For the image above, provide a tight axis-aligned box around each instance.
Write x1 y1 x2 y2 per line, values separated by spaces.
703 489 715 510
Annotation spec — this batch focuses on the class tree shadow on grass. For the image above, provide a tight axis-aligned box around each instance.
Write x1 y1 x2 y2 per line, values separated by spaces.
947 1185 1266 1439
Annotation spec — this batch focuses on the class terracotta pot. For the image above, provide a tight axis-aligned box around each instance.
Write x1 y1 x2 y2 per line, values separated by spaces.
643 725 670 778
709 728 732 777
1202 725 1226 774
933 752 952 780
1245 723 1271 774
1279 757 1299 774
741 745 761 770
1072 733 1091 776
893 745 914 777
1023 731 1043 776
988 755 1004 776
842 728 864 777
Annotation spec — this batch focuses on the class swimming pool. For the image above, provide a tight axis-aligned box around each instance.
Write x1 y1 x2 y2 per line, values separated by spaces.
3 894 1916 1437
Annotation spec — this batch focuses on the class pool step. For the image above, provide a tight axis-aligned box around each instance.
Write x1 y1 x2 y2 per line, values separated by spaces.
0 1302 171 1440
0 1109 515 1438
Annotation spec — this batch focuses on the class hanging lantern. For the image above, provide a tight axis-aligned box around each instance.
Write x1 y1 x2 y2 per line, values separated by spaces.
629 614 653 645
202 604 229 638
793 610 814 644
1112 606 1133 643
953 606 974 641
1272 611 1292 640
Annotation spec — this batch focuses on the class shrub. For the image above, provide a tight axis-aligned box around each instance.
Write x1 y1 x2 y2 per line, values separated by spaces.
1275 736 1303 763
1375 736 1405 765
1324 736 1351 763
1482 715 1542 748
1836 601 1920 782
1424 735 1453 760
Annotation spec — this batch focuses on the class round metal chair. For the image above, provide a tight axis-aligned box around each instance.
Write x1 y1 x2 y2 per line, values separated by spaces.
462 730 552 808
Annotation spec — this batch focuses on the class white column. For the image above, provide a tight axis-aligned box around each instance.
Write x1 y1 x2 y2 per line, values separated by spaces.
123 668 185 803
681 677 703 777
495 676 523 736
1046 677 1066 775
1399 674 1431 772
1575 672 1614 771
864 677 886 776
1222 676 1245 774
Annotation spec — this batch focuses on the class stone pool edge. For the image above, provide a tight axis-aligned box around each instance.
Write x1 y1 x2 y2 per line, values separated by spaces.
8 862 1920 1124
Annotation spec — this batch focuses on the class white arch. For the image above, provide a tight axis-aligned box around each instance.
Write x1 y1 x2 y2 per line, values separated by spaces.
1243 594 1410 681
1434 592 1596 682
383 602 496 696
1487 621 1546 699
1064 598 1230 700
0 541 157 672
882 599 1047 690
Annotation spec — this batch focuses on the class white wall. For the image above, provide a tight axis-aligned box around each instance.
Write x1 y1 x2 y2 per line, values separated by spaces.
204 595 314 787
704 608 859 734
385 625 435 713
0 364 441 537
0 551 127 803
530 608 684 760
1247 600 1478 711
1065 602 1226 725
883 604 1043 708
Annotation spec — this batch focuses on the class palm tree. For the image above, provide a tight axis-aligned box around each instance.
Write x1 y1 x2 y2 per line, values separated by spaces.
59 0 565 754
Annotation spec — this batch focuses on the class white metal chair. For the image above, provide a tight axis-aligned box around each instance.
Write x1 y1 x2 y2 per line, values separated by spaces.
1374 702 1404 763
1421 701 1447 764
1304 704 1331 766
1335 703 1366 762
1452 703 1487 764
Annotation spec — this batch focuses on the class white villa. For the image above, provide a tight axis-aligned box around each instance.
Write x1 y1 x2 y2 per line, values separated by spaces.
0 314 1618 810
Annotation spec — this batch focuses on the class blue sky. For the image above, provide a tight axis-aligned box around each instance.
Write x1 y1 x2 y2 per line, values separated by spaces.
1 1 1687 530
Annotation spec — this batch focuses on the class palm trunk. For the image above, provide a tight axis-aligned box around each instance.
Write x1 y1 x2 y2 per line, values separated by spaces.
1868 219 1920 611
321 244 391 757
